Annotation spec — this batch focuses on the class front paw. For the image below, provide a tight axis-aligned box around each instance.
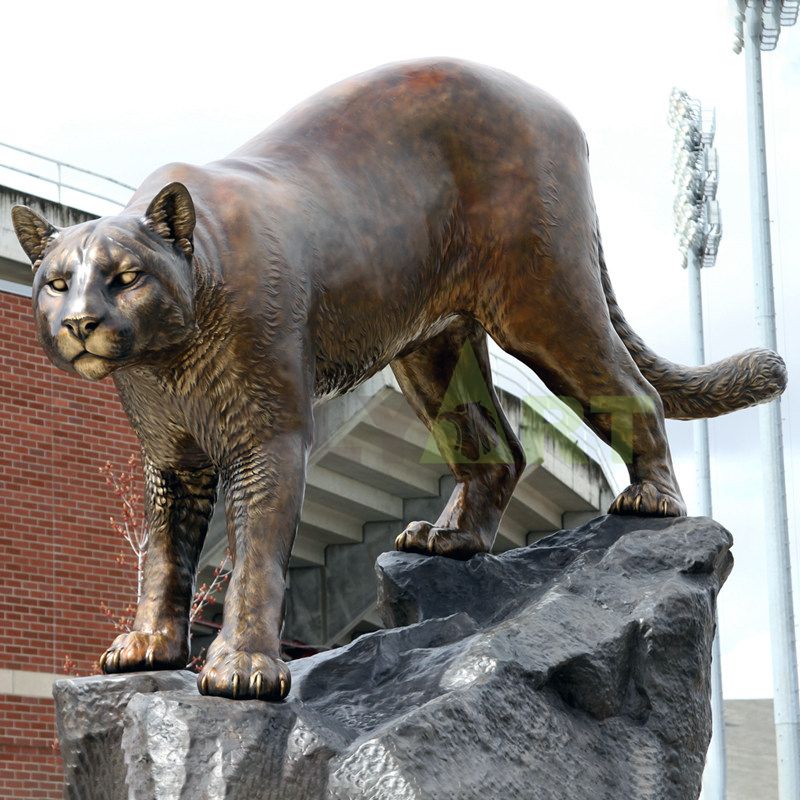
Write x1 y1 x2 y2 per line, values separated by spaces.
100 630 187 673
198 639 290 701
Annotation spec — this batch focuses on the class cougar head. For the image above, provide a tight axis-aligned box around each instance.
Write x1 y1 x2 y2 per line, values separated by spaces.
12 182 197 380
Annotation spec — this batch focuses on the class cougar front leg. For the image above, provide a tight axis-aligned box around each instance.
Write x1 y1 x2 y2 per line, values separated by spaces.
198 430 309 701
101 461 218 673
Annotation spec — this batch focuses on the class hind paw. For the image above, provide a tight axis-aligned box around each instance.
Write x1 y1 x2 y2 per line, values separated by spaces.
609 482 686 517
395 521 489 559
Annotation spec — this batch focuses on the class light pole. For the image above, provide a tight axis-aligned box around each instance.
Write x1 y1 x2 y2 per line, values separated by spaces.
668 89 725 800
731 3 800 799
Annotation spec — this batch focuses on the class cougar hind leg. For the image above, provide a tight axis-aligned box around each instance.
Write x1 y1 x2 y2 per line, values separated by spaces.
391 317 526 558
488 267 686 518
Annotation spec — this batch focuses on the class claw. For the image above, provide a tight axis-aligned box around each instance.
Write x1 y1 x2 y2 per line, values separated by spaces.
279 673 288 698
394 533 405 550
633 494 642 512
146 649 155 668
199 674 209 694
99 652 108 672
252 672 263 698
231 672 240 699
660 498 668 515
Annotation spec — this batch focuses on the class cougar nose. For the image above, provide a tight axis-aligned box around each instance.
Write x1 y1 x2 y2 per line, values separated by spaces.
62 314 102 342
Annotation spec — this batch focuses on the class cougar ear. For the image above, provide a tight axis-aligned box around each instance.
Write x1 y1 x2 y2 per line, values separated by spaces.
144 182 195 256
11 205 59 271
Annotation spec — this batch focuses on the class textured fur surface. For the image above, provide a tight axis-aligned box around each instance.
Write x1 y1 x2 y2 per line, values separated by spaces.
12 59 786 700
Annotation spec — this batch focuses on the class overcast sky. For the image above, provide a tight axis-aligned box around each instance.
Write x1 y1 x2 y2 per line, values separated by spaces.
2 0 798 699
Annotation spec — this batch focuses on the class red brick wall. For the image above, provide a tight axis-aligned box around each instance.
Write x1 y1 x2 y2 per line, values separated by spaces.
0 698 60 800
0 289 141 799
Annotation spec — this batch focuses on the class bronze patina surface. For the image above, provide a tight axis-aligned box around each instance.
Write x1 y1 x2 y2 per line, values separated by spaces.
12 59 786 701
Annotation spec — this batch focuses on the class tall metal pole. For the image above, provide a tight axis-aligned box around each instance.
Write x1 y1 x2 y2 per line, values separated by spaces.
688 247 726 800
739 4 800 797
669 90 725 800
687 252 713 517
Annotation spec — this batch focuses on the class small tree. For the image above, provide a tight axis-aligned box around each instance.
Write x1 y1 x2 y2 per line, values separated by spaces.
190 552 232 626
96 456 232 670
187 551 232 671
100 455 148 602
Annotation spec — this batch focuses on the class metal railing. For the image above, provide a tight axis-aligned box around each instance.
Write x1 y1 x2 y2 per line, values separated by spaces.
0 140 134 209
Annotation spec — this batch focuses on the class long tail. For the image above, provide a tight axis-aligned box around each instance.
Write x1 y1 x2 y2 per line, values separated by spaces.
599 242 788 420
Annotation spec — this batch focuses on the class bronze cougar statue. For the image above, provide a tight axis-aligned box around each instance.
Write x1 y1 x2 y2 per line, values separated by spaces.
12 59 786 701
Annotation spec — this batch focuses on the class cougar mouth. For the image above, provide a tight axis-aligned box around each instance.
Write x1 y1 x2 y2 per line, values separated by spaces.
61 328 134 367
70 350 117 380
72 350 108 363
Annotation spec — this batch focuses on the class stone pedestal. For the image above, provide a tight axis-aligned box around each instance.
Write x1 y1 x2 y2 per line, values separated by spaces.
54 515 732 800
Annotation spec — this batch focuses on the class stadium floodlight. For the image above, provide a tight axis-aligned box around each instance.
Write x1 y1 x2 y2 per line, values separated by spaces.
668 89 725 800
702 200 722 269
668 89 721 270
703 149 719 199
731 0 799 52
731 4 800 800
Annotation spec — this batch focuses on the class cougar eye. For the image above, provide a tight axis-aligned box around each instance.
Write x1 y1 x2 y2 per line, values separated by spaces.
47 278 68 293
115 270 140 287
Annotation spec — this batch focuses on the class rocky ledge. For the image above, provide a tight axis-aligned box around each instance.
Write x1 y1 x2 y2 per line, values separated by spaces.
54 514 732 800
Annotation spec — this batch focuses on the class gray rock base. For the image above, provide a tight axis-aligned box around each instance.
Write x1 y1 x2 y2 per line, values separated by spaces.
54 514 732 800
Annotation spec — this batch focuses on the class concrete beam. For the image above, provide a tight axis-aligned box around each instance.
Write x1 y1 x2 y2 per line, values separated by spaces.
0 185 95 266
306 465 402 521
357 406 431 454
320 434 440 498
563 510 604 528
495 515 529 551
299 500 364 545
527 466 597 513
505 473 565 531
310 379 395 463
290 537 327 567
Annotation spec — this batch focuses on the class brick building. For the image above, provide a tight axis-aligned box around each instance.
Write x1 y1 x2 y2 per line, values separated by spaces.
0 292 142 797
0 171 617 797
0 207 142 800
